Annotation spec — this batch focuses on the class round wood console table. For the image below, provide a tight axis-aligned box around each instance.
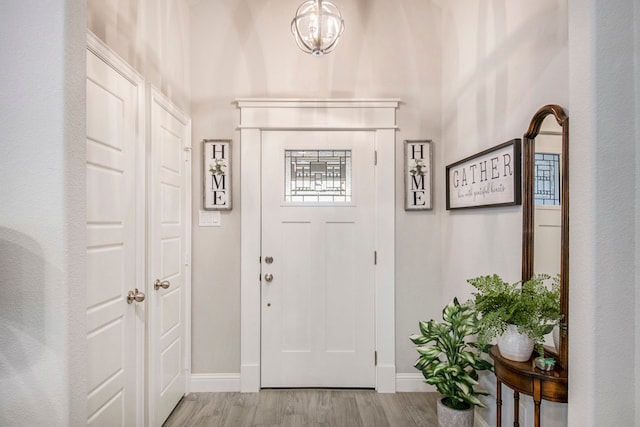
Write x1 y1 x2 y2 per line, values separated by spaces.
490 346 567 427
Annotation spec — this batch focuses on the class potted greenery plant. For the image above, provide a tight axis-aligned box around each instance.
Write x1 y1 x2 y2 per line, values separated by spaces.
410 298 493 427
468 273 561 363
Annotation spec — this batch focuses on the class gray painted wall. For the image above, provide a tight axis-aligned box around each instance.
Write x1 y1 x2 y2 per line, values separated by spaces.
0 1 86 425
87 0 192 113
568 1 639 425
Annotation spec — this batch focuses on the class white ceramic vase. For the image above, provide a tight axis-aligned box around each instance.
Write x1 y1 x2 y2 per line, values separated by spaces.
497 324 534 362
437 398 474 427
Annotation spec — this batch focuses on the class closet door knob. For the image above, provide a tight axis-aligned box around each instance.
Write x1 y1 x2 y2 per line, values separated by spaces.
127 288 146 304
154 279 171 290
264 273 274 283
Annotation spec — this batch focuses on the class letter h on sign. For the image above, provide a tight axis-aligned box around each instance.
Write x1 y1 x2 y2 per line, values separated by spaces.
203 139 232 210
404 140 433 210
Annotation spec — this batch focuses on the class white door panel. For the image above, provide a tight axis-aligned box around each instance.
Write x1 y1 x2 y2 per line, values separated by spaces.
261 131 375 388
86 45 141 427
148 87 191 426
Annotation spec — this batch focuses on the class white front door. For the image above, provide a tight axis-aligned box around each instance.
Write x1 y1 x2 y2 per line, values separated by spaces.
261 130 376 388
147 88 191 425
85 44 142 426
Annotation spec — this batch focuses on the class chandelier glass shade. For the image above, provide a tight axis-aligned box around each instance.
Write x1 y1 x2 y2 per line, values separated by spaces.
291 0 345 56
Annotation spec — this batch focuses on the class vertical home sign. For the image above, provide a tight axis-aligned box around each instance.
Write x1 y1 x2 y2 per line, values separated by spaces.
404 140 433 210
203 139 232 210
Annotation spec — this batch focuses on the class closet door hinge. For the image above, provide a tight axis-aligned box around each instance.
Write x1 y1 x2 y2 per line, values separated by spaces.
374 251 378 265
374 150 378 165
375 351 378 366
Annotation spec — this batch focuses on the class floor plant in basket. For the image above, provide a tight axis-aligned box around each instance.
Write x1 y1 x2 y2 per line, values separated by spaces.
410 298 493 427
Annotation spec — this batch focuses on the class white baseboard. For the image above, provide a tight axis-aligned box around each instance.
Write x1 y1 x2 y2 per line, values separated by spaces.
190 373 241 392
395 373 436 392
189 372 459 395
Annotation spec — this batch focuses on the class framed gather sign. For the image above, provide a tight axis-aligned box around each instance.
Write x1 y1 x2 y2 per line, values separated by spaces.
404 140 433 210
203 139 232 210
446 139 521 210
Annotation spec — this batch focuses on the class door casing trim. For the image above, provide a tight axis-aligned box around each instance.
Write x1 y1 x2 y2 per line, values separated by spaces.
237 99 399 393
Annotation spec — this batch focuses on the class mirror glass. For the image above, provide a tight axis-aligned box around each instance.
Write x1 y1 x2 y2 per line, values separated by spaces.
533 117 562 278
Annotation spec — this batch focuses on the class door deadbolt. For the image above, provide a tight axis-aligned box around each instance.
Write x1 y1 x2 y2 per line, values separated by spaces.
154 279 171 290
127 288 146 304
264 273 274 283
265 256 274 264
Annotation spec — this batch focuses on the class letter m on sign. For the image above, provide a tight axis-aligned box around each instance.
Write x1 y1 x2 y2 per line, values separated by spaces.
411 174 425 190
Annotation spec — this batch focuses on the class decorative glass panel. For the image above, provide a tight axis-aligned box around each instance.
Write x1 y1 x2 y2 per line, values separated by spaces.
285 150 352 202
534 153 560 205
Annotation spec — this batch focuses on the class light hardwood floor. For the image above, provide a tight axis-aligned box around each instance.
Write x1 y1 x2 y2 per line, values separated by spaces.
163 390 439 427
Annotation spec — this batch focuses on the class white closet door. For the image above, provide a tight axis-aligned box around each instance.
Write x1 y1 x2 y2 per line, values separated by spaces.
147 86 191 426
85 38 144 427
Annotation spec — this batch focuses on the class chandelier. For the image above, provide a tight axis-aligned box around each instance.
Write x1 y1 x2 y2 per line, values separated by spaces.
291 0 345 56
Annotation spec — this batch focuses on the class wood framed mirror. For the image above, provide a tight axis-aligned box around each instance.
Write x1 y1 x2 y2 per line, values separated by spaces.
522 104 569 369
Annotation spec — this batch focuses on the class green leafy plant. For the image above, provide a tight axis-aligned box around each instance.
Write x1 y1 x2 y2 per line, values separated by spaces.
468 273 561 355
410 298 493 410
